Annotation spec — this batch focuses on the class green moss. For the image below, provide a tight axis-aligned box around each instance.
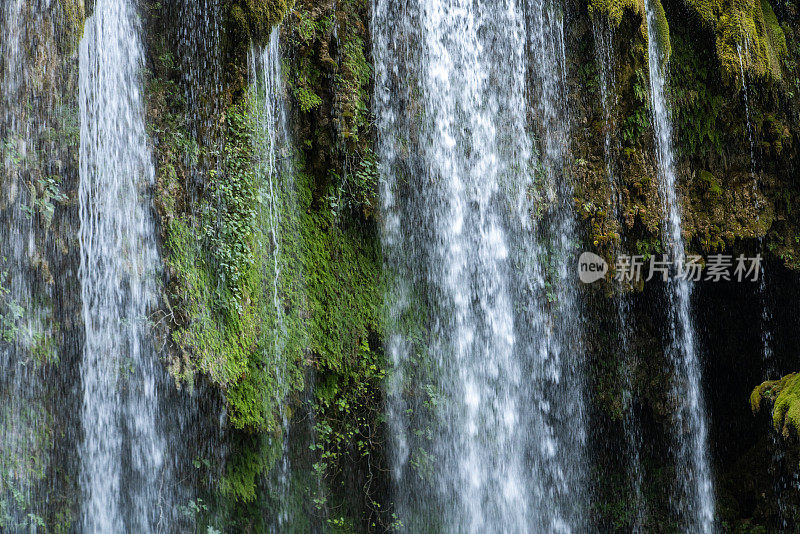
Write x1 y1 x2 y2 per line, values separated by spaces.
219 433 282 504
293 86 323 112
0 401 53 494
57 0 86 54
228 0 292 44
588 0 669 65
149 0 387 521
0 400 61 532
684 0 719 27
286 0 374 158
335 32 372 141
244 0 293 40
152 77 384 517
698 170 723 196
589 0 644 27
653 0 672 63
751 373 800 439
223 0 293 96
712 0 787 82
160 101 308 432
653 0 671 63
593 0 788 82
669 33 725 156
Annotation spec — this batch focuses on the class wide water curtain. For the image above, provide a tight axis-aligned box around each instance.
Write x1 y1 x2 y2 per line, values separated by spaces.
374 0 588 531
79 1 168 531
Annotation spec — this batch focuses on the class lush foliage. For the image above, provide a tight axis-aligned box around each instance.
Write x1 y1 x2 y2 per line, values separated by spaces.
752 373 800 438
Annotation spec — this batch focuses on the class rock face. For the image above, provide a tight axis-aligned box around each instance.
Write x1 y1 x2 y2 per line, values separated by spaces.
0 0 85 529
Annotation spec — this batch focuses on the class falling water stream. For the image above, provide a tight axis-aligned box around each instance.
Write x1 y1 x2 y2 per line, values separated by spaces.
0 1 80 528
736 42 757 170
375 0 587 530
737 37 795 531
79 1 172 531
643 0 715 530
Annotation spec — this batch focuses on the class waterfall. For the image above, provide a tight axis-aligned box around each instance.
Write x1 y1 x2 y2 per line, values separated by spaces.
592 19 646 530
643 0 715 529
251 28 291 529
78 1 171 531
175 0 222 205
374 0 587 530
252 31 288 367
594 22 617 191
177 0 222 136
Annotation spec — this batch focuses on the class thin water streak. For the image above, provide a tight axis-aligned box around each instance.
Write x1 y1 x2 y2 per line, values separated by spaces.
250 27 304 531
643 0 715 529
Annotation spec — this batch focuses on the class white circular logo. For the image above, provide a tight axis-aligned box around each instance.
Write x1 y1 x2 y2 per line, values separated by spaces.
578 252 608 284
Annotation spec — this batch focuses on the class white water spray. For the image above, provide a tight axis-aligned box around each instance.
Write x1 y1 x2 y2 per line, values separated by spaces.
374 0 588 530
79 1 167 530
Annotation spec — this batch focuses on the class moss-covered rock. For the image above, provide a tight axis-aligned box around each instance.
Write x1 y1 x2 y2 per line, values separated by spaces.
226 0 292 45
590 0 645 26
590 0 788 82
223 0 294 97
589 0 671 62
57 0 87 53
714 0 787 82
677 0 789 82
752 372 800 439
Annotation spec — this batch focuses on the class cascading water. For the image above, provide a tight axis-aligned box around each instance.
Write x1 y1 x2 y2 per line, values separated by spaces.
593 21 618 195
174 0 223 203
177 0 222 134
252 31 289 374
736 43 773 388
524 1 589 526
374 0 587 530
79 1 172 530
736 41 757 170
2 0 798 530
643 0 715 529
592 19 646 530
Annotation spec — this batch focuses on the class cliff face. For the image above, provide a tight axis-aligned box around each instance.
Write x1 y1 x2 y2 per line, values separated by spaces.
578 0 798 263
142 0 800 530
3 0 800 531
142 0 388 530
571 0 800 528
0 1 86 529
